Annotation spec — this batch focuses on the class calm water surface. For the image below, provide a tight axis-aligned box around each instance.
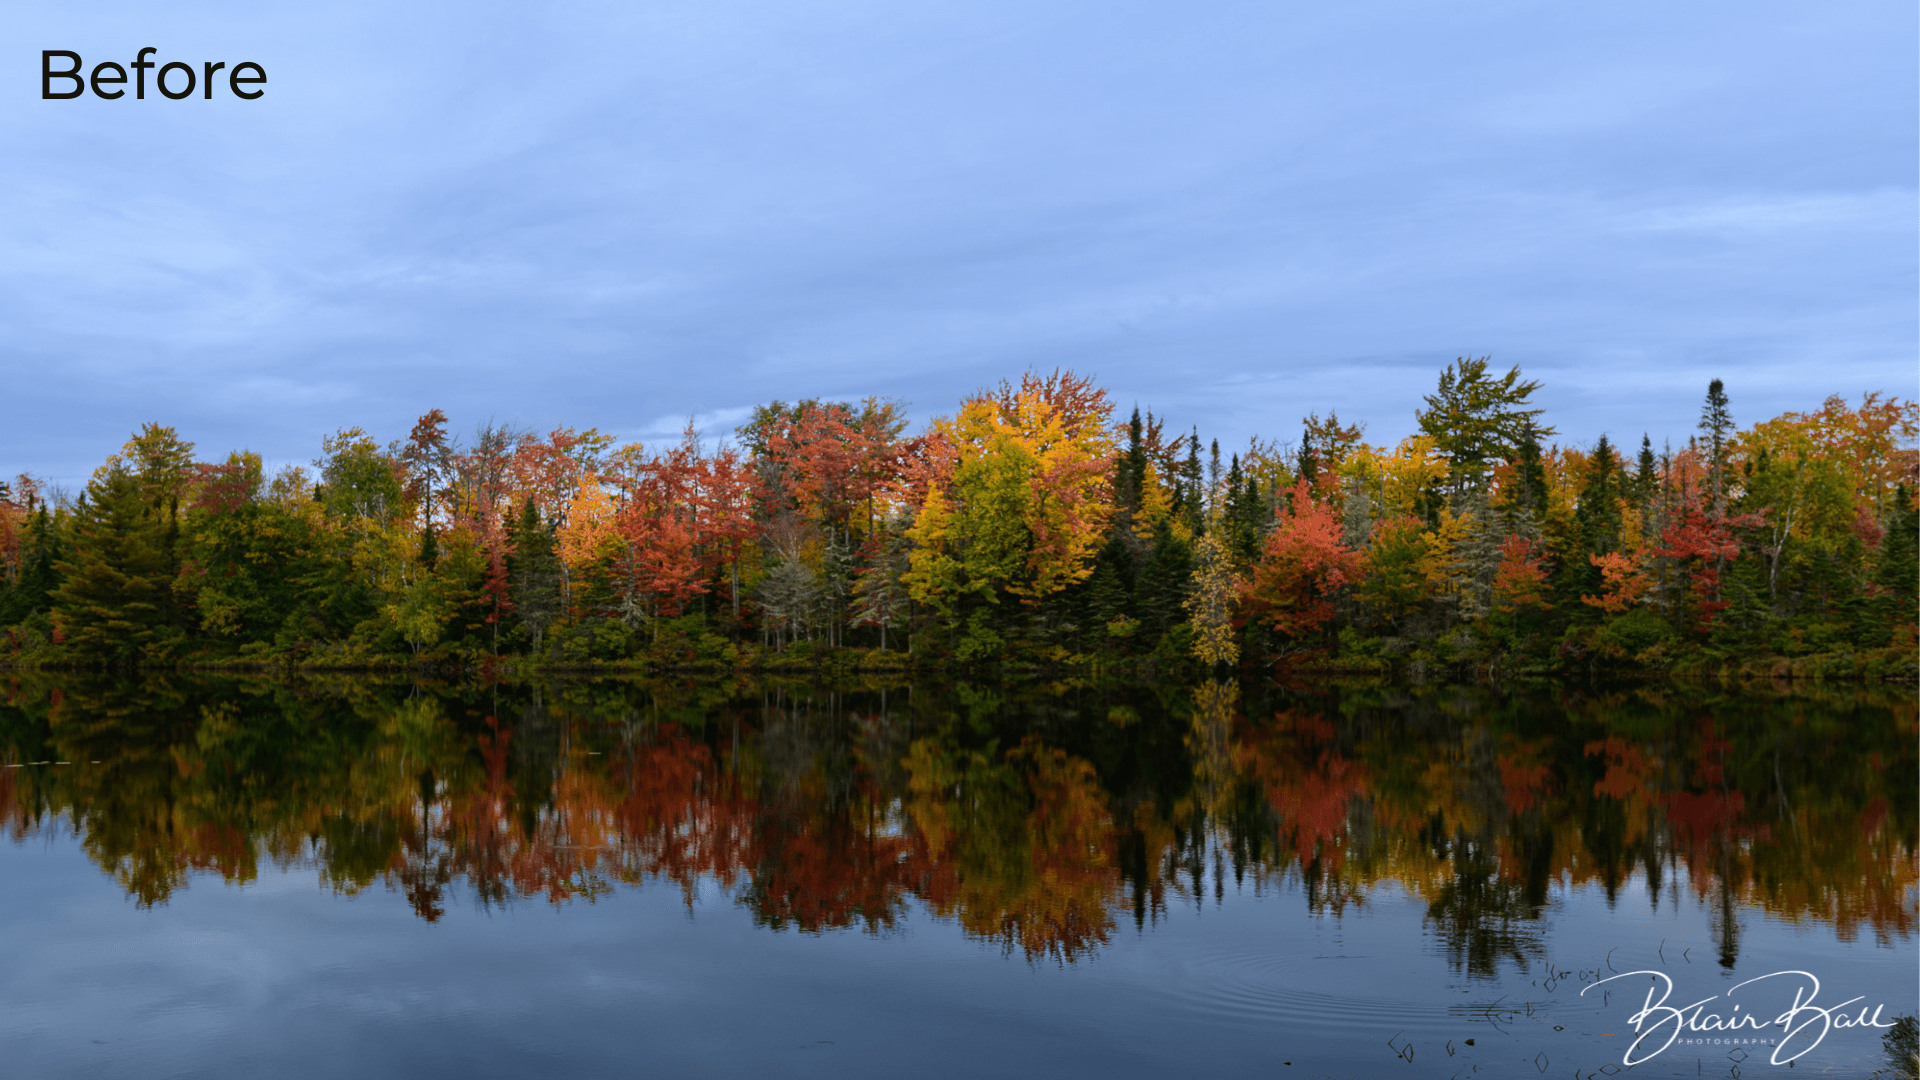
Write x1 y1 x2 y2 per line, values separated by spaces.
1 676 1913 1079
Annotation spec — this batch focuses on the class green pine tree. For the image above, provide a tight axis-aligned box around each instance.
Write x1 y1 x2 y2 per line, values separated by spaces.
1564 435 1624 613
1866 484 1919 647
506 497 563 654
1136 518 1194 641
1502 420 1549 525
1699 379 1734 515
51 469 177 662
1634 435 1658 506
1415 356 1553 497
0 506 65 629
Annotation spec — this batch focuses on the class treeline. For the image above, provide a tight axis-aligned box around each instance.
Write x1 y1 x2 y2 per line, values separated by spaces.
1 361 1914 673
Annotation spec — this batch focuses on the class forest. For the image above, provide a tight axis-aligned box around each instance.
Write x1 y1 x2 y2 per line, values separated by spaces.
1 360 1914 676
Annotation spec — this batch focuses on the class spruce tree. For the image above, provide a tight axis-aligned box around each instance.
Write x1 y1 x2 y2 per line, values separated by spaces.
1135 518 1193 641
51 469 175 662
1868 484 1918 646
1222 454 1262 565
1634 435 1658 506
1699 379 1734 515
505 497 561 653
1207 439 1223 520
1117 407 1146 517
1179 428 1205 536
1576 435 1623 557
1453 486 1504 621
1503 420 1549 526
1564 435 1623 612
1082 550 1131 649
0 506 63 629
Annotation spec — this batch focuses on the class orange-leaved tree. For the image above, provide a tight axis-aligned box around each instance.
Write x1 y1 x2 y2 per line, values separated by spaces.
906 370 1117 614
1238 478 1361 642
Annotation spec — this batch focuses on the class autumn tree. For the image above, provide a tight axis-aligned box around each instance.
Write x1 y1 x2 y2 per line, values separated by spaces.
1238 479 1361 645
399 409 454 564
905 370 1116 656
1184 532 1240 666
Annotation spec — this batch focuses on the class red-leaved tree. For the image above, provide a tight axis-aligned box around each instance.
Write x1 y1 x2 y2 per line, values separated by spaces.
1238 478 1361 643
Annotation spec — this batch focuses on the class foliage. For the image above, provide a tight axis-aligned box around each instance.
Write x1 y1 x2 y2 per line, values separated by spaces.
2 366 1912 674
1415 356 1552 495
1240 479 1361 642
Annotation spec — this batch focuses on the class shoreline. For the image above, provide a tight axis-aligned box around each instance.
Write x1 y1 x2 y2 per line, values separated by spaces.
4 644 1912 683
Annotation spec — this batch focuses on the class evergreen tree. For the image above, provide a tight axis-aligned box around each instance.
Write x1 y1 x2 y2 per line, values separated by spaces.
505 497 562 653
1178 427 1205 536
1415 356 1552 496
1135 518 1194 641
1116 407 1146 518
1340 473 1374 550
1867 484 1918 646
1207 439 1223 519
1576 435 1624 557
1452 486 1505 622
1222 454 1264 566
1634 435 1658 505
0 506 63 630
1563 435 1624 613
50 469 176 662
852 523 912 650
1699 379 1734 515
418 523 439 569
1502 420 1549 525
1082 538 1134 649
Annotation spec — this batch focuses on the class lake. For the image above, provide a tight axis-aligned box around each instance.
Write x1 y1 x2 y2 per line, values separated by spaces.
1 674 1913 1079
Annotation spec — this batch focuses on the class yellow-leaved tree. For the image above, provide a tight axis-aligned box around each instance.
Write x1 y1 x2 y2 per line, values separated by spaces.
905 371 1116 656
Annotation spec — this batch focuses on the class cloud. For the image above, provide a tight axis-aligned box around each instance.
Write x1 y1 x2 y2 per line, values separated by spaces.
1 0 1913 487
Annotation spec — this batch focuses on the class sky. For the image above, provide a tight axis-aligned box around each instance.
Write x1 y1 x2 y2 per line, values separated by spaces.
4 0 1915 490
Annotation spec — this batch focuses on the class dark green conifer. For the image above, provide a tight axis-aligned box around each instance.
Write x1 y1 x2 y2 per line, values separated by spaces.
506 497 562 653
1504 420 1549 524
1179 427 1205 536
1699 379 1733 514
0 506 63 629
1117 407 1146 517
1135 518 1193 640
1222 454 1261 565
1576 435 1623 557
50 469 176 661
1560 435 1623 613
1634 435 1657 505
1866 484 1919 646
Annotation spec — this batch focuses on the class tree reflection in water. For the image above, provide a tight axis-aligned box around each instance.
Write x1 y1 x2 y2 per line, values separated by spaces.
0 674 1911 972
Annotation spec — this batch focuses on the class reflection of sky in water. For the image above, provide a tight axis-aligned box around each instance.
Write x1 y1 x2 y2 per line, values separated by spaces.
1 677 1912 1076
0 837 1907 1079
